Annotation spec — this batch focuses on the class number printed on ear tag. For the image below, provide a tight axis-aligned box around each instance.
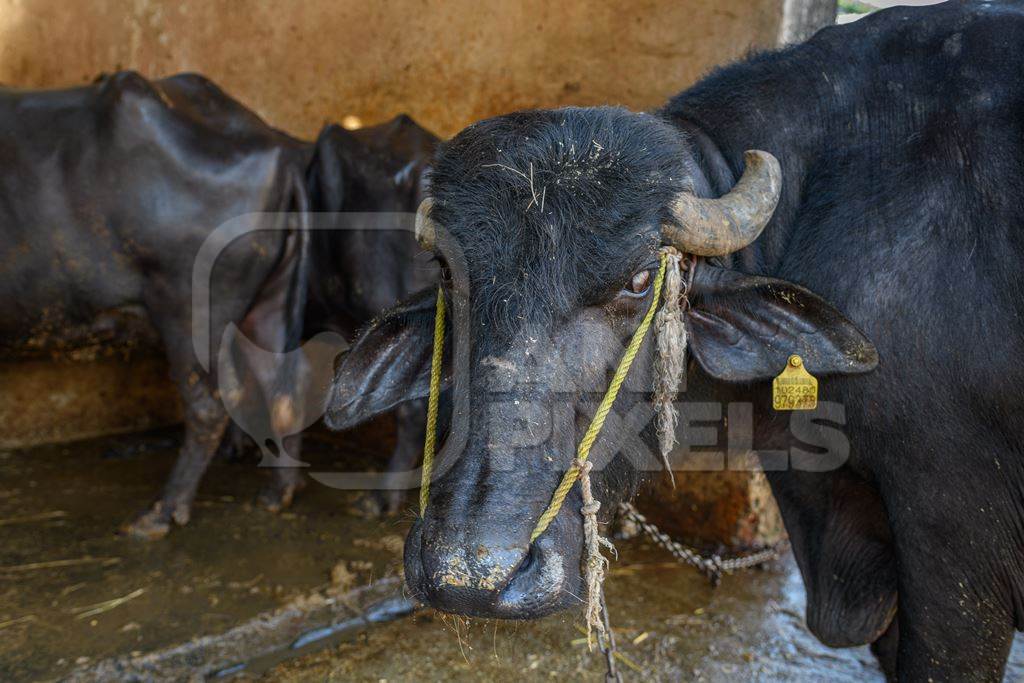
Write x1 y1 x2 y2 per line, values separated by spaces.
772 354 818 411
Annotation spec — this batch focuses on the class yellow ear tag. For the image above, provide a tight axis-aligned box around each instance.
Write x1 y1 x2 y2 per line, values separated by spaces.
772 354 818 411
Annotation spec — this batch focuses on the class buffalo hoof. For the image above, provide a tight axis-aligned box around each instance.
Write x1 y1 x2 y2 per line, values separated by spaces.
215 430 254 463
258 478 306 513
123 504 173 540
352 493 385 518
353 490 406 519
381 490 407 516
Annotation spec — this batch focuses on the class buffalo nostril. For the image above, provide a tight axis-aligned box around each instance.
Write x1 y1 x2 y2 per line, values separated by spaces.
514 543 537 576
409 525 578 618
419 538 529 596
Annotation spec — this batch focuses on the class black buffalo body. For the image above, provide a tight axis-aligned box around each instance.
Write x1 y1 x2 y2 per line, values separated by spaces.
220 112 440 514
327 2 1024 679
0 72 436 535
302 114 439 515
0 71 313 538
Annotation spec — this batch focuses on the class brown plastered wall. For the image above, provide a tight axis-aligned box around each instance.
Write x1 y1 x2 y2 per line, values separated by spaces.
0 354 181 449
0 0 787 138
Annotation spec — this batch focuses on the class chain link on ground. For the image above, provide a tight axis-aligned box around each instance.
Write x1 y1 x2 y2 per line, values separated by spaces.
618 502 787 587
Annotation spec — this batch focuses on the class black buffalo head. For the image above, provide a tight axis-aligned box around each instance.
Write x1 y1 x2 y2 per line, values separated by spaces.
306 114 440 331
325 107 877 618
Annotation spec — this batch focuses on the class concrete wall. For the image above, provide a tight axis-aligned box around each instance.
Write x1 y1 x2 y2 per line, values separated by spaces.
0 354 180 449
0 0 819 139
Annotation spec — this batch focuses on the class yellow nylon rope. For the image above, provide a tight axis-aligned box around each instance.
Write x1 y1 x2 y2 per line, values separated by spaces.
529 251 669 541
418 250 670 540
419 287 446 516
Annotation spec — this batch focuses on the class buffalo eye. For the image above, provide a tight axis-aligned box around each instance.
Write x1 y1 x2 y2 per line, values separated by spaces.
621 269 652 298
438 260 452 285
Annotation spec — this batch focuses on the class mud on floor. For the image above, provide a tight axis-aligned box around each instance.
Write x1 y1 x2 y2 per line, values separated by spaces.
0 422 407 681
2 425 1023 682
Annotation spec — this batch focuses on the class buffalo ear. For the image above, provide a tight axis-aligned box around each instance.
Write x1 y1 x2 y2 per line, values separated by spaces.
324 288 448 430
686 264 878 382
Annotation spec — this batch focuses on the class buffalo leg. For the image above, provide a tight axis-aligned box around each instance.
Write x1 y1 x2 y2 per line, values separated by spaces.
869 617 898 682
259 433 307 512
124 288 242 539
125 375 229 539
891 514 1015 680
231 242 311 512
358 399 426 517
216 422 254 462
213 422 305 508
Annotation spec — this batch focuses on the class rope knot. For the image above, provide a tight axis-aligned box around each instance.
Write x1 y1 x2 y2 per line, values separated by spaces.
653 247 687 488
576 455 614 647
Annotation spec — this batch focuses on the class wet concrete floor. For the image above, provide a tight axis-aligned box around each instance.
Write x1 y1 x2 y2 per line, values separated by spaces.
2 425 1023 681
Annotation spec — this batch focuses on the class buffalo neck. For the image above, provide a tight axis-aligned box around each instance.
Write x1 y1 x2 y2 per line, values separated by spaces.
659 40 847 278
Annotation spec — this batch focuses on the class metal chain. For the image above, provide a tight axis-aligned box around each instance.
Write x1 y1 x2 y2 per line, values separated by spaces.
589 504 785 681
618 502 786 587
